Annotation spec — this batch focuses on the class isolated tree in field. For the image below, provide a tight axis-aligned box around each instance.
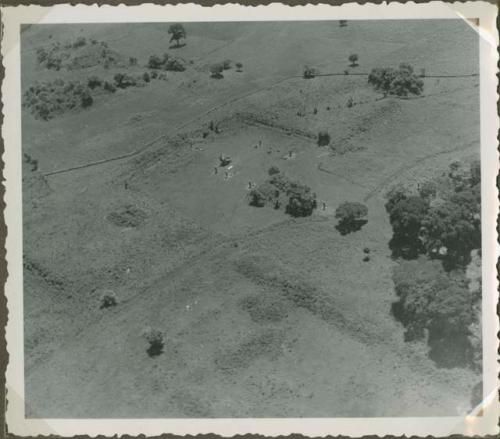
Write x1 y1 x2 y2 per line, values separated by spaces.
303 65 318 79
335 202 368 235
348 54 359 67
317 131 330 146
339 20 348 27
168 23 186 47
210 63 224 79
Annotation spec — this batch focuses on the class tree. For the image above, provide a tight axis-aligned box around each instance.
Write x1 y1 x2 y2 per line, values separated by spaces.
368 64 423 97
348 54 359 67
303 65 318 79
317 131 330 146
421 184 480 269
391 258 478 368
285 184 317 217
210 63 224 79
168 23 186 47
335 202 368 234
339 20 348 27
387 196 429 258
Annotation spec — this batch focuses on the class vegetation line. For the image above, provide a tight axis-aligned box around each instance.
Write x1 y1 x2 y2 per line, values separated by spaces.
362 141 476 202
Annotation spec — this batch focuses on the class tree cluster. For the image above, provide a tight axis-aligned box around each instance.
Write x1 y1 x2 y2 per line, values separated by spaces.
248 170 317 217
368 63 424 97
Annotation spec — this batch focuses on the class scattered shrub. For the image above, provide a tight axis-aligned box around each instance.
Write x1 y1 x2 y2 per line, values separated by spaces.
335 202 368 235
303 65 318 79
248 188 266 207
164 57 186 72
100 291 117 309
363 247 370 254
236 62 243 71
143 328 165 357
363 256 370 262
103 81 116 93
129 56 138 66
222 59 232 70
268 166 280 176
346 96 353 108
150 70 158 79
72 36 87 49
317 131 330 146
114 72 137 89
143 72 151 83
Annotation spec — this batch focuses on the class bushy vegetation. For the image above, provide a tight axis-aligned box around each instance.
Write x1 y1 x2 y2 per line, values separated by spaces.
100 291 117 309
36 38 126 71
385 160 480 268
22 80 96 120
248 171 317 217
335 202 368 235
387 159 482 370
368 63 424 97
391 258 480 369
147 53 186 71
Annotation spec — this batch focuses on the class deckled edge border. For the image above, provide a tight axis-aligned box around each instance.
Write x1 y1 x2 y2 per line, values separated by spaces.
0 1 498 438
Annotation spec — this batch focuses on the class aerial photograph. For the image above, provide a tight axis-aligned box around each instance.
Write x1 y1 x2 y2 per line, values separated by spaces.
21 19 482 418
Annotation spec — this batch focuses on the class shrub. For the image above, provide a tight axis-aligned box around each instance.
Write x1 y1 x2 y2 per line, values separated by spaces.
248 188 266 207
268 166 280 176
87 75 102 89
150 70 158 79
317 131 330 146
346 96 353 108
222 59 232 70
143 328 164 357
148 54 163 69
348 54 359 66
129 57 138 66
100 291 117 309
363 256 370 262
339 20 348 27
303 65 318 79
236 62 243 71
142 72 151 83
335 202 368 235
72 36 87 48
210 63 224 79
164 57 186 72
80 90 93 108
114 72 137 88
103 81 116 93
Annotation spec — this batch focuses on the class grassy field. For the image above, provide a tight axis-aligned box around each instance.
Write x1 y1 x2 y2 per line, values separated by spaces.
22 19 480 417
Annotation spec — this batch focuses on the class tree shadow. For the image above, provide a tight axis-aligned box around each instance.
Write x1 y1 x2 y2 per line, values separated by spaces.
169 43 186 50
335 219 367 235
146 341 164 358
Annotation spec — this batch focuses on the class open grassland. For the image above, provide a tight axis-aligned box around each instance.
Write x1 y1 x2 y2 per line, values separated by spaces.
22 20 480 417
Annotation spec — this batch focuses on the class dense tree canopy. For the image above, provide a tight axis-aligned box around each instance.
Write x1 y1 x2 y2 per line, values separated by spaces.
335 202 368 234
168 24 186 47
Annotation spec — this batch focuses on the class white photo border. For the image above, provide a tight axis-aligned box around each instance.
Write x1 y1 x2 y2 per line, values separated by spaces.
2 2 499 436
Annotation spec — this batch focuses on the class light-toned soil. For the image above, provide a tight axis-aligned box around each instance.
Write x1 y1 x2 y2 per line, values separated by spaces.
22 19 480 418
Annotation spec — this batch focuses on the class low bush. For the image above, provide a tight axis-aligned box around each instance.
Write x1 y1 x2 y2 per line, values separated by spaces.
303 65 318 79
222 59 232 70
210 63 224 79
114 72 137 89
268 166 280 176
100 291 117 309
143 328 164 357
